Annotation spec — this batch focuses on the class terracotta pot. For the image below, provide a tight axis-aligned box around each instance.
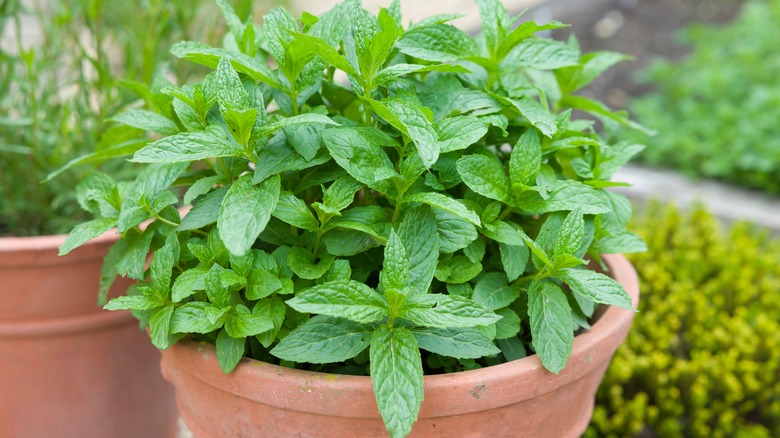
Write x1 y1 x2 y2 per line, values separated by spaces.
162 254 639 438
0 232 178 438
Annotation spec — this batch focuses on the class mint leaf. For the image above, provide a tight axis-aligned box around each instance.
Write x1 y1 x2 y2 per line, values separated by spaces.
380 229 409 293
517 180 610 215
558 268 634 310
271 315 371 363
216 328 246 373
554 208 585 258
322 176 363 212
509 129 542 187
528 280 573 374
456 154 511 203
111 110 178 136
472 273 519 310
218 174 281 256
132 128 243 163
59 218 116 256
215 56 250 113
179 187 226 231
170 41 281 89
272 192 319 231
401 294 501 328
286 280 388 323
224 304 275 338
499 242 529 282
414 327 500 359
183 175 221 205
246 268 283 300
475 0 511 57
254 297 287 348
434 209 478 254
499 96 557 138
149 304 175 350
404 192 480 226
170 302 230 334
374 63 470 86
370 326 424 438
288 31 360 78
397 206 439 296
435 116 488 153
502 38 580 70
372 98 440 168
287 247 335 280
396 24 478 62
104 294 163 311
322 127 398 195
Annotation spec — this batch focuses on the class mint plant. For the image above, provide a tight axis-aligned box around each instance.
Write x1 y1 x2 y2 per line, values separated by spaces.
61 1 645 436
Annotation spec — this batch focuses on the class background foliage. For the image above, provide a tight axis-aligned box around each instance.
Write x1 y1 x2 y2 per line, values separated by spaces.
626 0 780 193
0 0 262 236
587 204 780 437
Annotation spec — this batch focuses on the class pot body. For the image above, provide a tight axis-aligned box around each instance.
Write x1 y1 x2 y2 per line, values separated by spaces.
0 232 178 438
163 254 639 438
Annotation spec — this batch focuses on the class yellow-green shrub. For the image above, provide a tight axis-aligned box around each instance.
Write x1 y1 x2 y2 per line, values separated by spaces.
586 204 780 437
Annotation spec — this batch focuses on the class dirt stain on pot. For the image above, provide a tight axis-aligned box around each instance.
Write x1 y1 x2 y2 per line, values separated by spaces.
471 384 487 400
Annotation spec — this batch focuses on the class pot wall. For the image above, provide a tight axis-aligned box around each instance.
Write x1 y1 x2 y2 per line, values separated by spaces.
163 254 640 438
0 233 178 438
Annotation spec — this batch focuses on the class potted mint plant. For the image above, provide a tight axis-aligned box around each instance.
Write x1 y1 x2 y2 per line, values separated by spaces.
64 0 646 436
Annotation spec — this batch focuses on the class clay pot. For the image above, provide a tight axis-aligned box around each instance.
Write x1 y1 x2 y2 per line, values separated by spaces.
0 231 178 438
162 254 639 438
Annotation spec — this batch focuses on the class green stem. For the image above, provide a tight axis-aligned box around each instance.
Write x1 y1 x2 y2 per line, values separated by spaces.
154 214 180 228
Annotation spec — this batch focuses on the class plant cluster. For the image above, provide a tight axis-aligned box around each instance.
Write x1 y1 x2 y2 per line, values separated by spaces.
0 0 261 236
627 0 780 193
586 204 780 438
62 0 645 436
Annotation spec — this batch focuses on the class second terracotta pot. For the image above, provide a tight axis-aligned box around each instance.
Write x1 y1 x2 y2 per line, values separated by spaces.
0 232 178 438
162 254 639 438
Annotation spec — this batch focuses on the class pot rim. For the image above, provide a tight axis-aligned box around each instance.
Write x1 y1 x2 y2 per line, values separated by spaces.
163 253 639 418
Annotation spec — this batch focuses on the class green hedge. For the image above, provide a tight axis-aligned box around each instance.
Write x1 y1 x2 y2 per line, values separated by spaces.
586 204 780 437
627 0 780 193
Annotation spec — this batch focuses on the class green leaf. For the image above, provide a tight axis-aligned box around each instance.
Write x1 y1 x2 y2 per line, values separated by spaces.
204 264 245 308
554 208 585 258
397 206 439 296
271 315 371 363
374 63 470 86
170 41 281 89
401 294 501 328
254 296 287 348
183 175 221 205
396 24 479 62
170 302 230 333
571 51 630 92
103 294 163 311
272 192 319 231
404 192 480 227
246 268 283 300
499 96 557 138
502 38 580 69
286 280 388 323
379 229 409 293
287 246 335 280
224 305 275 338
215 56 250 112
370 326 424 438
132 127 244 163
288 31 360 78
517 181 610 215
434 209 478 254
558 268 635 310
322 127 398 195
494 307 522 339
528 281 573 374
150 233 180 293
499 242 529 282
149 304 175 350
216 328 246 373
497 20 569 58
171 266 209 302
263 7 298 67
111 110 179 136
254 113 337 139
561 94 654 135
218 174 281 256
456 154 511 203
179 187 227 231
435 116 488 153
472 273 519 310
115 229 155 280
414 327 500 359
323 176 363 212
59 218 116 256
283 124 321 162
372 98 440 168
435 256 482 284
463 238 486 263
475 0 511 57
509 129 542 187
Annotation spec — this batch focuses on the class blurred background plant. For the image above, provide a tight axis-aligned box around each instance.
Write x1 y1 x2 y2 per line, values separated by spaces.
586 204 780 437
0 0 267 237
625 0 780 193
